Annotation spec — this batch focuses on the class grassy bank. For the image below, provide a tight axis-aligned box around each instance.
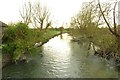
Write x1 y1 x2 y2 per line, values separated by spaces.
2 22 61 67
69 27 120 66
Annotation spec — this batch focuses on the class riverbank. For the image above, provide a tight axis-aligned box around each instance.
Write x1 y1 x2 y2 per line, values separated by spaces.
69 28 120 68
2 28 61 68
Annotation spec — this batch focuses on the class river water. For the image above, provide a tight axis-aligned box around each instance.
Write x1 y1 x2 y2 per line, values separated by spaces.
2 33 119 78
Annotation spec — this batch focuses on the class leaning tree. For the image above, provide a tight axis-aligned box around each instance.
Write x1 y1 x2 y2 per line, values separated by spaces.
98 0 120 57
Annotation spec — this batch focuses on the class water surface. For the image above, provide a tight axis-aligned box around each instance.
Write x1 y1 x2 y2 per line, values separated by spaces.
3 33 119 78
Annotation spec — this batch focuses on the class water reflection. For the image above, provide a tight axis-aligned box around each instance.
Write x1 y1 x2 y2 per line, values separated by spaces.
42 33 72 78
42 33 118 78
2 33 119 78
60 34 63 39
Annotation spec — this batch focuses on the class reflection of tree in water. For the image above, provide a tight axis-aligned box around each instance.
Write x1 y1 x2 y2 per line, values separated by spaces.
59 27 64 39
60 34 63 39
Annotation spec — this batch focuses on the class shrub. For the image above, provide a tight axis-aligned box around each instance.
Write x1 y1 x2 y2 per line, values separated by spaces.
2 22 35 62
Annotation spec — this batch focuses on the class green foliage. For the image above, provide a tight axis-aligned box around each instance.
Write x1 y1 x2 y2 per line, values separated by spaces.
92 28 116 51
2 22 60 62
3 23 29 43
15 22 29 39
3 26 16 43
69 26 118 56
3 22 36 62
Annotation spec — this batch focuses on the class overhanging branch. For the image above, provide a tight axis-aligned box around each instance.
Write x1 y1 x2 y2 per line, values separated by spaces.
98 0 115 35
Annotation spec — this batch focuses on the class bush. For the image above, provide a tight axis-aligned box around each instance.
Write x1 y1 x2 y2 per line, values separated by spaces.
2 22 60 62
2 22 36 62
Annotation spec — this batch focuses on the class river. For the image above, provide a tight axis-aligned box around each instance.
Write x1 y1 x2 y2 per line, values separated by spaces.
2 33 119 78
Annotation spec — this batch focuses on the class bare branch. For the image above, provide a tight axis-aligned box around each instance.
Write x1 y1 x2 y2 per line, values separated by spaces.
32 2 52 29
19 1 32 25
113 2 117 34
20 1 52 29
98 0 115 35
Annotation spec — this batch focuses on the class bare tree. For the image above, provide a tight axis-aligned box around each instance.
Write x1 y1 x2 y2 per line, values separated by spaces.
20 1 52 29
70 1 111 30
98 0 120 37
98 0 120 57
32 2 52 29
19 1 32 25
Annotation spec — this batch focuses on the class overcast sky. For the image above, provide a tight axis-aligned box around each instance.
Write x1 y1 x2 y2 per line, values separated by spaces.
0 0 118 27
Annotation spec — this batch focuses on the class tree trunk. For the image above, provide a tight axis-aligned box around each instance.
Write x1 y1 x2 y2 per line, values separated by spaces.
117 37 120 56
118 25 120 56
